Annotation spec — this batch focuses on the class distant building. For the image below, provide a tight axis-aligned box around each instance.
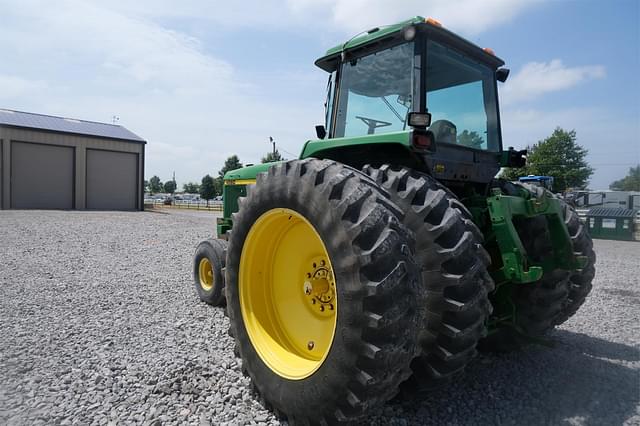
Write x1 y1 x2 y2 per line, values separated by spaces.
0 109 145 210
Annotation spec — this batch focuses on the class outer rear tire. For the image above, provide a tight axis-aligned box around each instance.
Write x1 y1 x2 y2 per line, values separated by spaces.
363 165 493 388
193 238 227 306
226 159 425 424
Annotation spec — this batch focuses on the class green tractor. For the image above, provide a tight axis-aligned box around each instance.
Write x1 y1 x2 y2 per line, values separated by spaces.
192 16 595 424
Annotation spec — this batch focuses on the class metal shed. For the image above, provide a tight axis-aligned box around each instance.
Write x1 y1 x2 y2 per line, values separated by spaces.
0 109 145 210
586 207 636 241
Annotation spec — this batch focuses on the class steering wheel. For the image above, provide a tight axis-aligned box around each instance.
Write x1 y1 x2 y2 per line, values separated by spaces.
356 116 392 135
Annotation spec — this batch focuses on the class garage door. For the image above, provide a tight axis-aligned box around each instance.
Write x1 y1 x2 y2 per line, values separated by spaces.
11 141 74 209
86 149 137 210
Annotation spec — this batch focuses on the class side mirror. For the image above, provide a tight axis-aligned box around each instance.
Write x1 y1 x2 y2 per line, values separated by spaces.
496 68 510 83
315 125 327 139
502 146 527 168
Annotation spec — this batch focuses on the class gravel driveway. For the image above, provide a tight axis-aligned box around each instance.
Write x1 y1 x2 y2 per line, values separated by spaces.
1 210 638 425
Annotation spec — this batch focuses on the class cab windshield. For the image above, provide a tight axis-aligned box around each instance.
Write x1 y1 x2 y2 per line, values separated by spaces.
333 42 415 138
426 40 500 151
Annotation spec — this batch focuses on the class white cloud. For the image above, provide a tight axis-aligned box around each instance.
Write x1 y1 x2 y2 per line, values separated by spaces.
0 74 46 99
3 0 617 190
501 59 606 105
288 0 540 36
101 0 535 36
0 0 324 186
100 0 292 30
89 0 539 36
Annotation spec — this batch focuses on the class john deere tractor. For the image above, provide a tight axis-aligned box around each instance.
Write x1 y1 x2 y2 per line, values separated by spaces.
192 16 595 424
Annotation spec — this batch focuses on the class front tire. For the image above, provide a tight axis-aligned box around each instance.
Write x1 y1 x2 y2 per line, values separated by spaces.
193 238 227 306
226 159 424 423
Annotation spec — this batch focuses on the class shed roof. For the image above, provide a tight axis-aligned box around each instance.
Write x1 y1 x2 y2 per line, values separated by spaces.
587 207 636 218
0 109 145 143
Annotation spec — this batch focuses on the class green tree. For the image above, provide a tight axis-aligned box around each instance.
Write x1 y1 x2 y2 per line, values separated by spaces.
500 128 593 192
183 182 200 193
261 149 286 163
609 165 640 191
143 180 149 193
457 130 484 149
164 180 177 194
149 175 163 194
214 177 223 196
200 174 217 206
218 155 243 179
217 155 243 190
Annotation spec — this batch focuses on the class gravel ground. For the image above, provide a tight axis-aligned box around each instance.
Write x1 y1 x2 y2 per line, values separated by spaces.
0 210 638 425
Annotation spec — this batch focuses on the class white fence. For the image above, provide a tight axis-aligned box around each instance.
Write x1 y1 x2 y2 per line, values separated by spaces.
144 198 223 211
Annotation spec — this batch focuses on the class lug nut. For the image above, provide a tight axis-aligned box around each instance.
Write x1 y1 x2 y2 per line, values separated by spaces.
304 281 312 295
307 341 314 350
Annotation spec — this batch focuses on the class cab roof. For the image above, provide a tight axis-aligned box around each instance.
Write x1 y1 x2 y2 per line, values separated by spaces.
315 16 504 72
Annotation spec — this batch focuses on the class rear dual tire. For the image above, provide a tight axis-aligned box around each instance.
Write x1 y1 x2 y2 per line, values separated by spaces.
225 159 425 424
480 181 595 351
515 182 596 326
479 214 570 351
555 200 596 324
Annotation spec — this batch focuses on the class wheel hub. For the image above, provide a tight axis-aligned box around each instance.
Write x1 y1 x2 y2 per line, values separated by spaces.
303 256 335 316
198 258 214 291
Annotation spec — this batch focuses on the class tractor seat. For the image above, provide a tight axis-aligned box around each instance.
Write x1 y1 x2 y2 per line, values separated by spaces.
429 120 457 144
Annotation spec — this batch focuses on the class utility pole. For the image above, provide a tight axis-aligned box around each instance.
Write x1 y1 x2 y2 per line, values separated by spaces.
269 136 276 155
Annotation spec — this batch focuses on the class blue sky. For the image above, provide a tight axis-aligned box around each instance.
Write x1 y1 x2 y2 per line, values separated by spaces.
0 0 638 189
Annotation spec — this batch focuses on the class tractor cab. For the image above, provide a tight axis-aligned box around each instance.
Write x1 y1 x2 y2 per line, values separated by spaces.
309 16 512 184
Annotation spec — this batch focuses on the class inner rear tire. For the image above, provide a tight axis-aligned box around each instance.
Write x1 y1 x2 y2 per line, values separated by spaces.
226 159 425 424
363 165 493 388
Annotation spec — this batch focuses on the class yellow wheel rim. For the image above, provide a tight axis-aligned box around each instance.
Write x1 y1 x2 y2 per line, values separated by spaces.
239 208 337 380
199 258 215 291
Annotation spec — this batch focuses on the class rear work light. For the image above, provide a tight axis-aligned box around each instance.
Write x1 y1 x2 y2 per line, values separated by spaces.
412 131 435 151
